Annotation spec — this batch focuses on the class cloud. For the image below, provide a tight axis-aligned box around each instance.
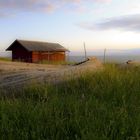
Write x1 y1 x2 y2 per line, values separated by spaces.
0 0 112 17
79 14 140 32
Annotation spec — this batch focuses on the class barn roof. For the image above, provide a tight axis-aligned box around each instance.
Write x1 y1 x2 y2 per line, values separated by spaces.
6 40 69 52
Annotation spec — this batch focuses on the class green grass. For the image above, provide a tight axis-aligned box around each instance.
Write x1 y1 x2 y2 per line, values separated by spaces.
1 64 140 140
0 57 11 61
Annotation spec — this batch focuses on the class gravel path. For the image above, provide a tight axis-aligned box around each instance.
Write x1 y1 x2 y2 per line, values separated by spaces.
0 57 102 89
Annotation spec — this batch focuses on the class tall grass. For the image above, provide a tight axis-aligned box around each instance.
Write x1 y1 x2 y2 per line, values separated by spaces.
1 64 140 140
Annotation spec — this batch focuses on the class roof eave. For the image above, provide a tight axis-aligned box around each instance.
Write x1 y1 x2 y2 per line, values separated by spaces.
6 40 17 51
6 39 30 52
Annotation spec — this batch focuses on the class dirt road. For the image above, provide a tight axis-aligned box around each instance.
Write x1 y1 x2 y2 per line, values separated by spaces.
0 57 102 89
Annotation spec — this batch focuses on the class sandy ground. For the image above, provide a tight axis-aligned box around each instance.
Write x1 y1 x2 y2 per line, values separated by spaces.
0 57 103 89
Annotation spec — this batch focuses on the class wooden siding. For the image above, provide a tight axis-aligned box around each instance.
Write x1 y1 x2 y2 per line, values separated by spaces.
32 51 65 63
32 52 40 63
12 43 32 62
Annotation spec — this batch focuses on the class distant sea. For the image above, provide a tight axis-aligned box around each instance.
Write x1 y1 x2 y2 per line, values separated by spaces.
68 55 140 63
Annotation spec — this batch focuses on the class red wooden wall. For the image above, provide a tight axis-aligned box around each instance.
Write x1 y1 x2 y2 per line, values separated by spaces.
32 51 66 63
12 45 32 62
11 42 66 63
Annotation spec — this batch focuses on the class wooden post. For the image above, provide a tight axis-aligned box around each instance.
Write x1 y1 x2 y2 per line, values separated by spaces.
84 42 87 60
104 48 106 64
67 51 69 62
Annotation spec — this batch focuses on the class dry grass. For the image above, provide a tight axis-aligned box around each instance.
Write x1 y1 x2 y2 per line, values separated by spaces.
0 57 102 89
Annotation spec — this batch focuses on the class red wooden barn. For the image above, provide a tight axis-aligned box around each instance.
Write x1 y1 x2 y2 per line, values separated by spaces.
6 40 69 63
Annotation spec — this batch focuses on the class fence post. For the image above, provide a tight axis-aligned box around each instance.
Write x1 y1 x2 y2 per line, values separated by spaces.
104 48 106 64
84 42 87 60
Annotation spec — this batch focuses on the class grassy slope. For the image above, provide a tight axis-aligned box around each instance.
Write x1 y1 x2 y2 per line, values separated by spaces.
0 57 11 61
1 64 140 140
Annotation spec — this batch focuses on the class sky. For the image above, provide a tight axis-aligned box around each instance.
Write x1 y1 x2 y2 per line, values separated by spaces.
1 0 140 52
